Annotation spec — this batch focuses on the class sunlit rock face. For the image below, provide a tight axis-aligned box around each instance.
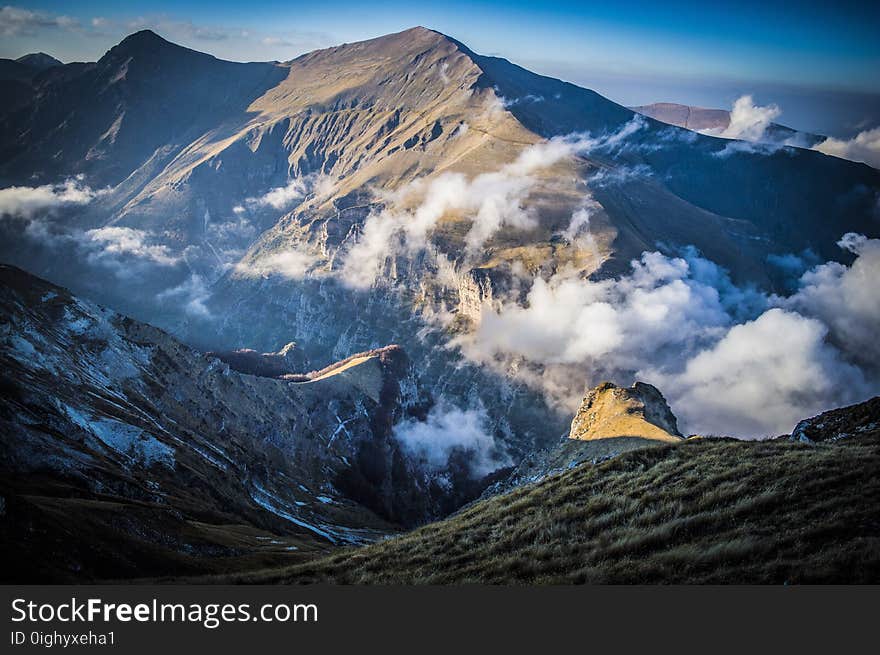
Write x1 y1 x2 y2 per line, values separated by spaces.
569 381 682 442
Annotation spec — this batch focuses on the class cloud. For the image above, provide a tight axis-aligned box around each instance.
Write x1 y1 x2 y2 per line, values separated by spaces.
696 94 879 169
562 205 596 243
156 273 212 319
466 251 733 369
651 308 869 437
499 93 545 108
85 226 179 266
813 127 880 169
784 233 880 365
393 402 510 477
235 248 318 280
711 139 787 158
240 174 335 214
261 36 293 47
0 6 332 62
340 116 647 288
0 182 190 279
702 95 781 142
0 178 100 219
455 236 879 438
247 178 309 210
0 5 79 36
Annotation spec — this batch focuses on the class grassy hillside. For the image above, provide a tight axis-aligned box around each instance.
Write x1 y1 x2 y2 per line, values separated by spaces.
225 434 880 584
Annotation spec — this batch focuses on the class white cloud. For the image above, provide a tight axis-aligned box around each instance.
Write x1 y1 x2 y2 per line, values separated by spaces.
0 178 99 219
455 236 879 438
0 6 79 36
696 94 879 169
813 127 880 169
562 204 596 243
702 95 780 142
247 178 308 210
241 174 334 213
235 248 318 280
466 251 732 368
85 226 179 266
393 402 510 477
784 233 880 365
156 273 212 319
652 308 869 437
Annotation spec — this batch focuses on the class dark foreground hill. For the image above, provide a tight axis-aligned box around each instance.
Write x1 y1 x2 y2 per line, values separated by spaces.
224 411 880 584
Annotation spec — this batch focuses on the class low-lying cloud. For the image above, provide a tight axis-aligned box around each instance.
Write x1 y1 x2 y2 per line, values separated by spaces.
85 226 179 267
393 402 511 477
235 247 318 280
698 94 879 169
814 127 880 170
456 234 879 438
156 273 212 319
246 178 309 210
0 178 101 219
703 95 781 142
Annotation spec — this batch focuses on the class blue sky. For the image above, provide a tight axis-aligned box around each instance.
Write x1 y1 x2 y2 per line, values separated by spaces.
2 1 878 137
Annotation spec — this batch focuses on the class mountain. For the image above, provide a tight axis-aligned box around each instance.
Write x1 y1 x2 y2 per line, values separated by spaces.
236 394 880 584
0 265 506 582
1 27 876 458
0 53 62 116
630 101 822 146
568 381 682 441
630 102 732 133
0 31 286 184
207 342 310 377
15 52 63 71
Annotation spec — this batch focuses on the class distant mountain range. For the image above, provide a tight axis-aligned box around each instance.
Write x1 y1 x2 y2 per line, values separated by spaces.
630 101 824 146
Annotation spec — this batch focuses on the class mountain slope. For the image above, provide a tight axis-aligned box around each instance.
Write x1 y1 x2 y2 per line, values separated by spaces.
234 398 880 584
0 30 287 185
0 265 506 582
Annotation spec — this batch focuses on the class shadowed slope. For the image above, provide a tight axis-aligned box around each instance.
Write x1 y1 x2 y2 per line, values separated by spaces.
233 419 880 584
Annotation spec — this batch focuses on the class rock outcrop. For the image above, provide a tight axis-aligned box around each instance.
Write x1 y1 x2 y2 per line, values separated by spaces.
569 381 682 442
207 341 309 378
486 381 684 496
790 396 880 443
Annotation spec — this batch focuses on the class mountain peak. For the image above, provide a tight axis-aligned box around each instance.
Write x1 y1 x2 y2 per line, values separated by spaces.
16 52 62 70
114 29 173 52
